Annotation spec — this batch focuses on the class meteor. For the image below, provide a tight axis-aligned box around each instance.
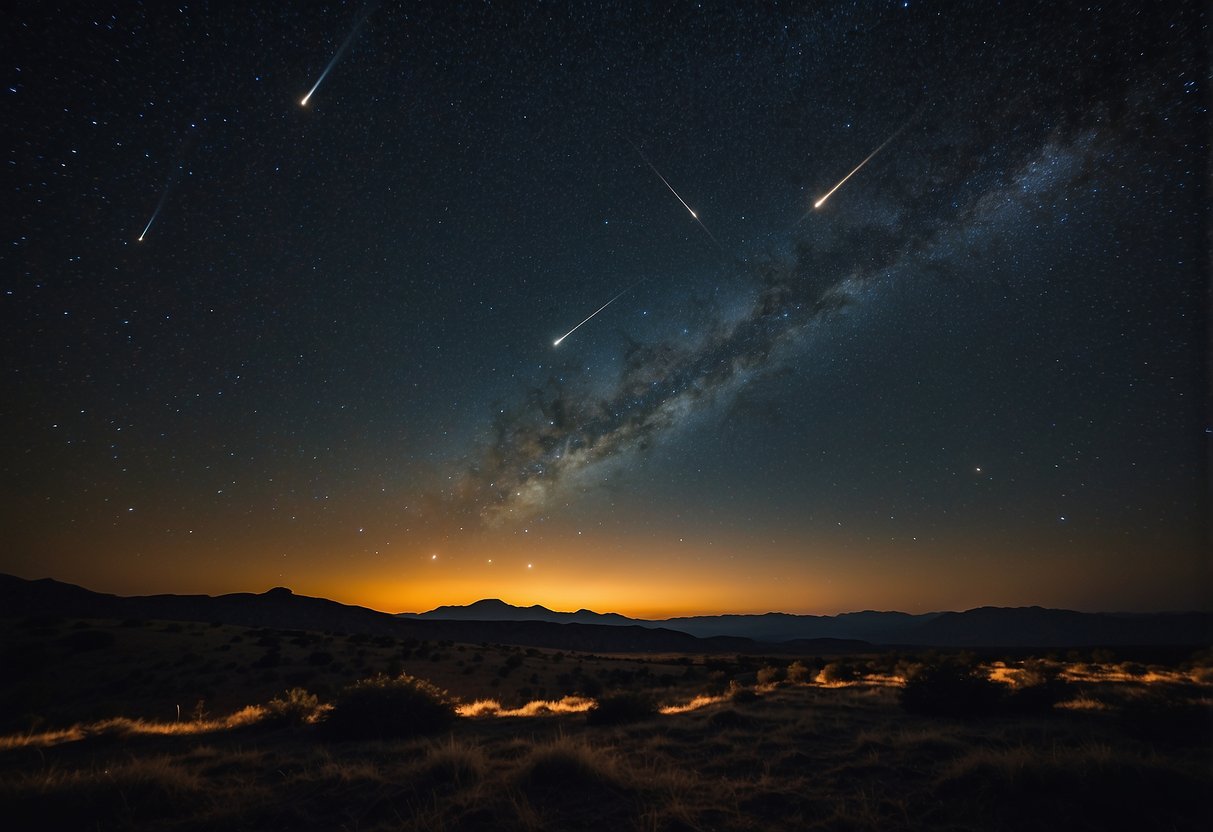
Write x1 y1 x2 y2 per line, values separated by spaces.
626 138 725 250
300 3 376 107
553 285 634 347
137 185 172 242
813 119 913 209
137 206 159 242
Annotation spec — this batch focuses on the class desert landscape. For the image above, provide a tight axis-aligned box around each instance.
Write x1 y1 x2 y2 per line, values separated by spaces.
4 1 1208 829
1 578 1210 830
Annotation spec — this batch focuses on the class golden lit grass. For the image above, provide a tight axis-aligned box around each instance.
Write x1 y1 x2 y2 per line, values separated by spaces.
1072 666 1196 685
0 617 718 734
458 695 595 717
1057 694 1112 711
1 680 1209 831
659 693 726 714
0 705 269 750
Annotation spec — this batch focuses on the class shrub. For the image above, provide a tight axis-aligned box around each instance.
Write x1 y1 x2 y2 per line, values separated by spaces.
900 661 1002 716
818 661 858 683
264 687 323 726
308 651 334 666
756 665 785 685
320 673 457 740
785 660 812 684
585 692 656 726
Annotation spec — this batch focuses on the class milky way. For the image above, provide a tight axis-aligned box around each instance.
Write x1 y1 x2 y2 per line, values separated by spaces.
444 90 1120 527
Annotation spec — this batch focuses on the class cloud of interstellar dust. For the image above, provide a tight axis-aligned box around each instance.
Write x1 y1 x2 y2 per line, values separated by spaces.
436 72 1148 528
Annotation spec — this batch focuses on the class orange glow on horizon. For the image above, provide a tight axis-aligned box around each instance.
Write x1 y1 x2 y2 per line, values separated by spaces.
10 506 1209 618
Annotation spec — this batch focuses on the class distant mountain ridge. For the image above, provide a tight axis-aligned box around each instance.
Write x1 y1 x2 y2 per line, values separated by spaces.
1 574 1208 648
0 574 851 654
403 599 1213 647
403 598 634 626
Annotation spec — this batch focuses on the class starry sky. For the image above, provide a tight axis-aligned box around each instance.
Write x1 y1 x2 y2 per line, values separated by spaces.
2 1 1208 617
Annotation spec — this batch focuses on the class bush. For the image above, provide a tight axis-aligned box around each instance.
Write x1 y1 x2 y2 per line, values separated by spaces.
320 673 457 740
756 665 785 685
786 660 812 684
264 688 323 726
818 661 858 683
585 692 656 726
900 661 1002 717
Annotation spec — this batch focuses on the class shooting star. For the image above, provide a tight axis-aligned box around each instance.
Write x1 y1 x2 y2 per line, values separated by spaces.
626 138 725 251
553 285 635 347
137 167 180 242
813 119 913 209
137 204 161 242
300 3 376 107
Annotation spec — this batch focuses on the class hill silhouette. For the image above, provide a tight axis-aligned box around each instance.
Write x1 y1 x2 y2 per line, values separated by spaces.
405 598 1213 647
3 574 1208 648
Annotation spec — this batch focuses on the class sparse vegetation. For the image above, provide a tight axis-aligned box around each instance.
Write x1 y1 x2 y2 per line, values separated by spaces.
263 687 324 726
1 618 1209 830
900 659 1003 716
320 673 457 740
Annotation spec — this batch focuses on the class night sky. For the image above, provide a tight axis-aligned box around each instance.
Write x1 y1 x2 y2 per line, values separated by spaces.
3 1 1208 617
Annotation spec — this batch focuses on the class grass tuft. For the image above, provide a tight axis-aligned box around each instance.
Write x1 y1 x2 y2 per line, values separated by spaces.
319 673 457 740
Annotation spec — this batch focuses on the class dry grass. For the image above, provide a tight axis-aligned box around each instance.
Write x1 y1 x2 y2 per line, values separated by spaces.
2 624 1209 831
458 695 595 717
0 705 269 750
659 693 726 714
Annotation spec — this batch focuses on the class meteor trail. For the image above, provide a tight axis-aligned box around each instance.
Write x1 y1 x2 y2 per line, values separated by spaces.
553 285 634 347
813 119 913 209
300 3 376 107
626 138 725 251
137 205 161 242
137 166 179 242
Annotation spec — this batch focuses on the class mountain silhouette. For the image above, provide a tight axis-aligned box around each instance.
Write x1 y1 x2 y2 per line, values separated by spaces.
2 574 1208 648
405 598 1212 647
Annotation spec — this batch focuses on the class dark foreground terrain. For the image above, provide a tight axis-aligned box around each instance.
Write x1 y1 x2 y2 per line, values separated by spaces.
1 617 1210 831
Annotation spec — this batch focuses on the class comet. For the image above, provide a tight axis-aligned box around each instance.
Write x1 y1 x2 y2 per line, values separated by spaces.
626 138 725 250
553 285 634 347
300 3 376 107
813 119 913 209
